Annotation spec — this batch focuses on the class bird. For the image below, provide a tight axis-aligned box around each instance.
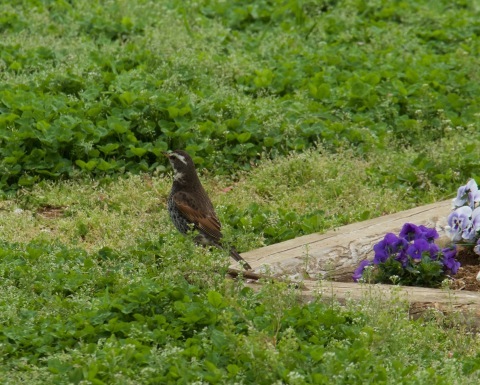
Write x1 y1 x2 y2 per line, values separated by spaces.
165 150 252 270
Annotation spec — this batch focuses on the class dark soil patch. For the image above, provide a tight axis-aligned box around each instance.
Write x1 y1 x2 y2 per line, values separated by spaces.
450 247 480 291
36 205 65 218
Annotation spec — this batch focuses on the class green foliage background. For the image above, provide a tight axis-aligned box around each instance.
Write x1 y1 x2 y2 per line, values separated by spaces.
1 0 479 190
1 239 479 384
2 0 480 383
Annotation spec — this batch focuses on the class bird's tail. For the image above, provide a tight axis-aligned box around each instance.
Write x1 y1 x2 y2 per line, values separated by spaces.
229 247 252 270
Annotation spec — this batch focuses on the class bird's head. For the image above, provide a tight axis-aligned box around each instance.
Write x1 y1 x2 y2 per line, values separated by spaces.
164 150 197 183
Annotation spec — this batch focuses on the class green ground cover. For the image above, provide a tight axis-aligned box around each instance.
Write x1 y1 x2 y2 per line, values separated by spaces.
1 0 480 383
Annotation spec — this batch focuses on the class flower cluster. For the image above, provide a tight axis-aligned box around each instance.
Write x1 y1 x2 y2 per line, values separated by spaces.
353 223 459 286
446 178 480 255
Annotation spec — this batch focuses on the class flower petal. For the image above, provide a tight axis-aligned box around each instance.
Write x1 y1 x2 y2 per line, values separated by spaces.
453 185 468 208
442 246 460 274
353 260 372 282
418 225 439 242
399 223 419 241
466 179 480 209
406 238 430 260
447 206 472 241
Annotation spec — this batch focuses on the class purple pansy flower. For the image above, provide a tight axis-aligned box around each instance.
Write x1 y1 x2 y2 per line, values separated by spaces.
352 260 373 282
417 225 439 242
442 246 460 274
373 233 408 264
399 223 423 242
428 242 440 259
399 223 439 243
354 221 461 284
394 249 409 267
406 238 431 260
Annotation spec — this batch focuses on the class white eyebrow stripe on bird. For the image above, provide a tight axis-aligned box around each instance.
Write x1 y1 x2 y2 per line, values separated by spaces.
172 153 188 165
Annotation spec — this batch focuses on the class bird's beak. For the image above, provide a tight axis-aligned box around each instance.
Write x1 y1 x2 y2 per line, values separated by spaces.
163 152 171 158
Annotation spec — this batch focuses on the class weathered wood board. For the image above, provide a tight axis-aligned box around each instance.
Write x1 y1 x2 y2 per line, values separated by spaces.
293 280 480 314
241 279 480 328
238 200 454 280
234 199 480 326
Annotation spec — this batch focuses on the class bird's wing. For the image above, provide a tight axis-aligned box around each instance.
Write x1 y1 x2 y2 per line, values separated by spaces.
173 191 223 241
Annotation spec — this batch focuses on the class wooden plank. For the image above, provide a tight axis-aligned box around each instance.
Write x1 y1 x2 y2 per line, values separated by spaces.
243 280 480 327
298 280 480 307
238 200 454 280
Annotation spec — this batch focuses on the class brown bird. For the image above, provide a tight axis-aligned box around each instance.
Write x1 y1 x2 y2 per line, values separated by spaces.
165 150 252 270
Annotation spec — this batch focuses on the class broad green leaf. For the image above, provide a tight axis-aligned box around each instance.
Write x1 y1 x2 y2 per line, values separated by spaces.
96 159 115 171
263 137 276 147
0 112 19 128
36 120 50 132
349 80 370 98
119 91 136 105
207 291 225 308
309 83 331 99
167 106 179 119
253 68 273 88
392 79 408 96
98 143 120 155
227 364 240 375
236 132 251 143
18 174 38 186
107 116 129 134
129 147 148 157
75 159 98 171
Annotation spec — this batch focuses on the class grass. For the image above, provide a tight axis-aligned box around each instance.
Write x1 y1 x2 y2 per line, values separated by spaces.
1 148 480 383
0 147 454 252
1 0 480 383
